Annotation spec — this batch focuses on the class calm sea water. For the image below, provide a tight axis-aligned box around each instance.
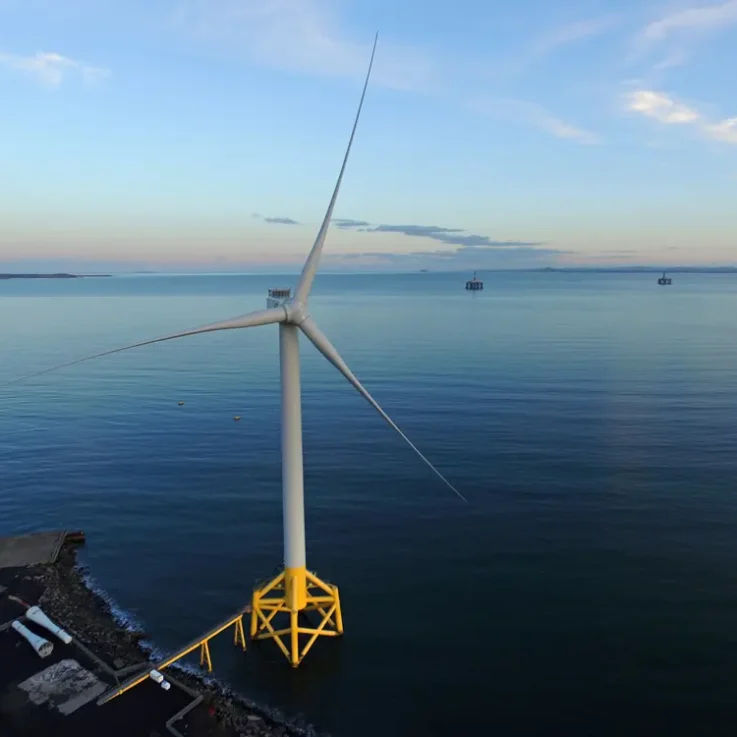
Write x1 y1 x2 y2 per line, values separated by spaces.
2 271 737 736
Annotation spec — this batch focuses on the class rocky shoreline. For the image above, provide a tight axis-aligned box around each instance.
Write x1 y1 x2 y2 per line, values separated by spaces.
35 545 323 737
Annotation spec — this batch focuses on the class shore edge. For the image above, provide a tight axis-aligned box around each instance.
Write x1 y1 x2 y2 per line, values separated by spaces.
33 542 325 737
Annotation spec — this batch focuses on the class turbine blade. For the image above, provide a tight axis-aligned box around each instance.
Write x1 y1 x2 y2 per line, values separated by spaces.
3 307 286 387
299 316 467 503
294 32 378 304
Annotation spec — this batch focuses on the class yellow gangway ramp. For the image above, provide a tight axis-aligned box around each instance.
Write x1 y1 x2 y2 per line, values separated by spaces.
97 606 248 705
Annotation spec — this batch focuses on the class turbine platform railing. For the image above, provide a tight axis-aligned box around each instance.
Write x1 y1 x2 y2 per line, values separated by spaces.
267 288 292 309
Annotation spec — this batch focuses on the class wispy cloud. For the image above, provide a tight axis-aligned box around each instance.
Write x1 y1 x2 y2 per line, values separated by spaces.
632 1 737 68
704 117 737 143
324 245 568 270
172 0 436 92
598 249 640 256
171 2 616 150
468 96 601 145
626 90 700 123
264 216 300 225
0 50 109 87
529 15 622 59
651 51 689 71
334 220 544 249
626 88 737 144
333 218 371 228
489 14 622 78
254 213 300 225
640 0 737 45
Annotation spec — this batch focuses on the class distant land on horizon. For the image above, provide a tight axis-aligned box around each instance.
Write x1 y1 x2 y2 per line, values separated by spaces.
1 267 736 278
533 266 737 274
116 265 737 275
0 273 112 280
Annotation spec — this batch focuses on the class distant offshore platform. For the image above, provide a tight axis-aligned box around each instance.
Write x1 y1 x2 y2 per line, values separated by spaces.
465 272 484 291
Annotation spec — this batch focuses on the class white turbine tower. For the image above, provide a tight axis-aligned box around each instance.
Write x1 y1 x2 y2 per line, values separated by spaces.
6 34 465 667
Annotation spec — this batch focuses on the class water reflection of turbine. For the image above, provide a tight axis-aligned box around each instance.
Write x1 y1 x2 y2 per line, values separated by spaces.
6 33 466 668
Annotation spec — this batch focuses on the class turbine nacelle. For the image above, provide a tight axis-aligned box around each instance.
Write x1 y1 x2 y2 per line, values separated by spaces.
266 289 308 326
283 300 309 326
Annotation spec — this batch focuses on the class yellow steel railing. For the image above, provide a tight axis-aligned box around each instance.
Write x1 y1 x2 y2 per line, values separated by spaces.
97 608 247 705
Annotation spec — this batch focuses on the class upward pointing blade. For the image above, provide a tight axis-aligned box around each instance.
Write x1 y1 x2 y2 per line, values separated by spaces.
294 33 378 304
299 316 467 504
3 307 286 387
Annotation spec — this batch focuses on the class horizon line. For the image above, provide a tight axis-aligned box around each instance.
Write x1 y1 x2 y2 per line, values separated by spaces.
4 265 737 277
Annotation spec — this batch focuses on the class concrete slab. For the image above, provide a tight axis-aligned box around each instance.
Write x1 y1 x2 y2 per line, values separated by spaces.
0 532 66 568
18 658 107 716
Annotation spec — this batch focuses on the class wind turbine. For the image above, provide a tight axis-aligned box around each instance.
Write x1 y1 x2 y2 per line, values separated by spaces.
5 34 465 667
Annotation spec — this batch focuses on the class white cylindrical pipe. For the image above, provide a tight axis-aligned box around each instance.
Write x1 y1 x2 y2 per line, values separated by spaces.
12 620 53 658
279 323 307 571
25 606 72 644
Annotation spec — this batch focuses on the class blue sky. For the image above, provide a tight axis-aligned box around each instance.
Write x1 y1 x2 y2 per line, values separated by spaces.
0 0 735 272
